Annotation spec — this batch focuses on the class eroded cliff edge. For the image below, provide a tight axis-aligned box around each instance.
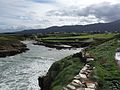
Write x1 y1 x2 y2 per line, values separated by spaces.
0 36 29 57
38 38 120 90
38 52 87 90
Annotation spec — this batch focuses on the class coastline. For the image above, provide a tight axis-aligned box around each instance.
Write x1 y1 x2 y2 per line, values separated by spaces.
0 41 29 57
38 52 86 90
38 38 120 90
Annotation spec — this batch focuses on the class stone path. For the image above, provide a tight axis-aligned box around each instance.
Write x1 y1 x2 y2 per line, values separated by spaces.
63 64 97 90
63 51 97 90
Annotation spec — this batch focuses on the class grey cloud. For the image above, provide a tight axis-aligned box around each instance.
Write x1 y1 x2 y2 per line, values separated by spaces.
47 2 120 22
83 3 120 21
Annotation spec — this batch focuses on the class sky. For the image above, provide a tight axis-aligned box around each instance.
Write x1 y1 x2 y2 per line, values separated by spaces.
0 0 120 32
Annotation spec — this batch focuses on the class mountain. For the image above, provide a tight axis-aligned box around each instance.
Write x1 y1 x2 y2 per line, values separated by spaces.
6 20 120 34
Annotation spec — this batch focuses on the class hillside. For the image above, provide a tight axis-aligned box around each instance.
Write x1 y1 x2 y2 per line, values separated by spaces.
8 20 120 34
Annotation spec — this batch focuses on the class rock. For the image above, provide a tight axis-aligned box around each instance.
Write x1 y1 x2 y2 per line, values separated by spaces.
74 75 81 79
79 74 87 79
86 70 92 73
71 80 83 87
85 88 95 90
77 88 95 90
77 88 85 90
71 81 80 87
38 77 44 90
73 80 82 85
86 74 91 78
38 75 52 90
80 67 87 74
80 64 91 72
81 66 88 71
85 64 90 67
86 58 94 62
67 84 76 90
80 70 84 74
86 83 96 89
83 72 89 77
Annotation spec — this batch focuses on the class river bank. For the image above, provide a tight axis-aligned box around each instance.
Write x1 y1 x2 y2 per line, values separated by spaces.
0 41 29 57
0 36 29 57
0 47 29 57
33 41 92 49
38 52 86 90
0 41 82 90
34 33 116 50
38 38 120 90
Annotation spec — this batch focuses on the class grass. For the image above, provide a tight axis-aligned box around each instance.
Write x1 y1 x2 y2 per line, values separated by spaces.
49 53 85 90
48 33 120 90
41 33 117 40
0 35 26 50
87 38 120 90
37 33 118 47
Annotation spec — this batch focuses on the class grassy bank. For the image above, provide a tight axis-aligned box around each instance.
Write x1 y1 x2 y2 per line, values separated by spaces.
0 35 28 57
42 33 120 90
40 53 85 90
87 39 120 90
0 35 25 50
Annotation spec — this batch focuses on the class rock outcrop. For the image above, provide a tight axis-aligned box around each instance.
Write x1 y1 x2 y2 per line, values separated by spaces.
38 60 61 90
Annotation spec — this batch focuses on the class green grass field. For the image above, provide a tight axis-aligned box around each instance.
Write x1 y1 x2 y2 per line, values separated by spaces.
37 33 118 44
87 38 120 90
41 33 117 40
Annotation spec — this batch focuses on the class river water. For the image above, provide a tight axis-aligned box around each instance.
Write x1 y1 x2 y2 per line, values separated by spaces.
0 41 82 90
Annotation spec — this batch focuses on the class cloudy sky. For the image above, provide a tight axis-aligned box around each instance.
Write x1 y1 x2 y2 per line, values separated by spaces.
0 0 120 32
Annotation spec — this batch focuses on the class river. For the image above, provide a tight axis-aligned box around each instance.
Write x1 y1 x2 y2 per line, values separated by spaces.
0 41 82 90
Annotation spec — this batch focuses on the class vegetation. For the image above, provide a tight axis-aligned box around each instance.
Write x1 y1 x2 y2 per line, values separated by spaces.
0 35 25 50
44 33 120 90
48 53 85 90
36 33 118 48
0 35 28 57
41 33 116 40
36 33 117 44
87 38 120 90
1 33 120 89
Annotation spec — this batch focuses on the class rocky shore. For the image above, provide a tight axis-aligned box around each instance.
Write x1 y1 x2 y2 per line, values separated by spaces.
0 42 29 57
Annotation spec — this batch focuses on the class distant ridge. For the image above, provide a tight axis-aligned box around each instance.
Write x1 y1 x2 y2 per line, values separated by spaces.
6 20 120 34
